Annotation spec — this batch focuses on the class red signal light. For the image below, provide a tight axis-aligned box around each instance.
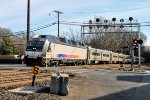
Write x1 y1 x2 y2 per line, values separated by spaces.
133 39 143 45
133 39 138 44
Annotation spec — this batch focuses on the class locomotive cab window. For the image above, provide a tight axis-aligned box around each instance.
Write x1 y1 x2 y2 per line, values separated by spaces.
59 37 66 43
26 40 44 51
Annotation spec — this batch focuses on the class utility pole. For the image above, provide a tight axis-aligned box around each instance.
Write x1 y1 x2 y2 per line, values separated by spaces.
53 10 63 37
27 0 30 43
138 23 141 67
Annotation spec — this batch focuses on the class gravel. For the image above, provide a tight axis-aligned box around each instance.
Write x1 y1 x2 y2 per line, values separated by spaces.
0 80 61 100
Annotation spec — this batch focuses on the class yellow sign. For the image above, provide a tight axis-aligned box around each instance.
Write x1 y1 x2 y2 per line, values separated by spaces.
32 66 40 74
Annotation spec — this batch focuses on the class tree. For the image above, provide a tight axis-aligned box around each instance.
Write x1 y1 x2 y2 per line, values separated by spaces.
0 27 18 55
62 28 81 41
13 34 27 55
1 37 17 55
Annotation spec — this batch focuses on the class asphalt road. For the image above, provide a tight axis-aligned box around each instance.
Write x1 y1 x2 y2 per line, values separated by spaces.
61 69 150 100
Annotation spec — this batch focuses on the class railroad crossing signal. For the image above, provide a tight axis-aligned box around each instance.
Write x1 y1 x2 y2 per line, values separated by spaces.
138 39 143 44
133 39 138 45
32 66 40 74
133 39 143 45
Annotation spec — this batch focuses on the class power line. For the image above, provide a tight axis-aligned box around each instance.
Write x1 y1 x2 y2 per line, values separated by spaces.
1 20 150 38
0 22 57 37
30 22 57 32
60 23 81 26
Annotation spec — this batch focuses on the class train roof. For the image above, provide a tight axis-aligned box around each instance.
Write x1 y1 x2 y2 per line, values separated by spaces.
30 35 86 48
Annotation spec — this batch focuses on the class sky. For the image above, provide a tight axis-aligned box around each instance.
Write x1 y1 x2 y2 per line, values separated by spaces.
0 0 150 46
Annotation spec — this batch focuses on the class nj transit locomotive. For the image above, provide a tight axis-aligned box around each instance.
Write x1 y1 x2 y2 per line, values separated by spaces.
25 35 144 66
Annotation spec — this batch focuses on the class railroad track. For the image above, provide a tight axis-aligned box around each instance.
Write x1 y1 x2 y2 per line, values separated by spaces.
63 64 145 72
0 69 54 89
0 64 146 90
0 74 51 83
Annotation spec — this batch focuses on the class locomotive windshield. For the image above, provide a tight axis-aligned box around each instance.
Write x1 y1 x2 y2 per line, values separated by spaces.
26 40 44 51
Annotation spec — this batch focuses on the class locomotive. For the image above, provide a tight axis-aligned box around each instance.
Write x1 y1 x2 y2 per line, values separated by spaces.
24 35 144 66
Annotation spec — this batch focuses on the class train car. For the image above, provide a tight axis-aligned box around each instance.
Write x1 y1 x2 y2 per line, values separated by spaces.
25 34 138 66
111 52 119 63
124 55 131 63
118 53 124 63
25 35 87 66
87 47 103 64
101 50 111 64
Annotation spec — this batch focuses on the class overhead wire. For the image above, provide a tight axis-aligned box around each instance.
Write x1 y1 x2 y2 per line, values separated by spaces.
0 22 57 37
1 5 150 37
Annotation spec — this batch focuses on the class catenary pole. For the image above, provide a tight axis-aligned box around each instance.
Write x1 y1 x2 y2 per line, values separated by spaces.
27 0 30 43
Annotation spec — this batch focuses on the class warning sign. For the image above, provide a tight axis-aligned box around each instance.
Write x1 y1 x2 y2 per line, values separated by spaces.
32 66 40 74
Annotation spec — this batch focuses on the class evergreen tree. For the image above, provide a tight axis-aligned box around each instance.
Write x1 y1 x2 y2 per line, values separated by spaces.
1 37 18 55
0 27 18 55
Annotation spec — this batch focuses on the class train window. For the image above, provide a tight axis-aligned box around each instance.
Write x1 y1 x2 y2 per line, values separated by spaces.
92 52 95 55
68 40 72 44
119 56 123 58
113 55 118 58
26 41 44 51
71 40 77 45
59 37 66 43
40 35 46 38
92 52 100 56
27 41 36 47
103 54 109 57
36 41 44 47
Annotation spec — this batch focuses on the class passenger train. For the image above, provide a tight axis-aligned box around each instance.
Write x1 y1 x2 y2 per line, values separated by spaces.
24 35 144 66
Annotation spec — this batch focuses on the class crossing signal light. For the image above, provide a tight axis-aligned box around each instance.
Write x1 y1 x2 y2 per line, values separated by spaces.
96 18 100 22
133 39 138 44
138 39 143 44
133 39 143 45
